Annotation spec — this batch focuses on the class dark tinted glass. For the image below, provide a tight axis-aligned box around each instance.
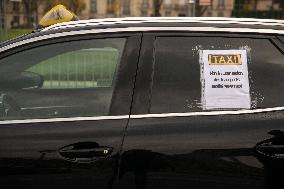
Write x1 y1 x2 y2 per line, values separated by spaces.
151 37 284 113
0 38 126 120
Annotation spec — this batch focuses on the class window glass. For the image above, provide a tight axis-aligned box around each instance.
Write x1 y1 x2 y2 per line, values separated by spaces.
27 47 119 89
0 38 126 120
151 37 284 113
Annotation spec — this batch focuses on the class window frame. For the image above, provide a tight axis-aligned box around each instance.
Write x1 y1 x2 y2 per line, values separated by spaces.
131 31 284 115
0 32 142 116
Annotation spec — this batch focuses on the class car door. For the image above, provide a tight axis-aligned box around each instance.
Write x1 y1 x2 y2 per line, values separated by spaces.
118 32 284 189
0 32 141 189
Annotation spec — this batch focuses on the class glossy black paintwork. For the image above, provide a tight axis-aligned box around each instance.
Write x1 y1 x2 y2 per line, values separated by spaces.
0 33 141 189
118 32 284 189
1 26 284 189
0 120 125 188
119 111 284 189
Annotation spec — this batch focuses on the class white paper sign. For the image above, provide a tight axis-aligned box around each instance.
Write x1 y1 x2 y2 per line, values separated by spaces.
200 50 251 110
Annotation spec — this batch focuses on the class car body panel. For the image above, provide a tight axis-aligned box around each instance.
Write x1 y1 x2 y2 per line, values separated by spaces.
0 32 142 189
1 17 284 189
118 31 284 189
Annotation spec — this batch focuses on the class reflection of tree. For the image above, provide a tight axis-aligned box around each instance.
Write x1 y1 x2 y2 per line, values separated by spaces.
119 148 264 189
118 130 284 189
119 149 173 189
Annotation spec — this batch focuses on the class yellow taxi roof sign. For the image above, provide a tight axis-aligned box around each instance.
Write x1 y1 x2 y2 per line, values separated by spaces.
38 5 79 28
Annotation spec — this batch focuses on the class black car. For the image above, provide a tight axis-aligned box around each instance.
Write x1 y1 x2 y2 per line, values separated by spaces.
0 17 283 189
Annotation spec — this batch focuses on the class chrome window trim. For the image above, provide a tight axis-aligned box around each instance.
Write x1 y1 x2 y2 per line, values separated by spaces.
45 19 284 32
42 17 284 31
130 107 284 119
0 107 283 125
0 115 130 125
1 26 284 53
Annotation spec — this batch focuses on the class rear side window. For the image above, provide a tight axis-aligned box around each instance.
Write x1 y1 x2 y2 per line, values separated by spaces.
150 36 284 113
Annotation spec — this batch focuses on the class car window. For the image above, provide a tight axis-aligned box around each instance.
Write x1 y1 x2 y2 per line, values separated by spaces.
0 38 126 120
150 36 284 113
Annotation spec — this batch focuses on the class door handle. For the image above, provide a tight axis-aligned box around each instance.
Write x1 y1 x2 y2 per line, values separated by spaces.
256 143 284 158
58 142 113 163
255 130 284 160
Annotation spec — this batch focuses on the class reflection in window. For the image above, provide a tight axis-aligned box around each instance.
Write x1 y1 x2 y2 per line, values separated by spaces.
0 38 126 119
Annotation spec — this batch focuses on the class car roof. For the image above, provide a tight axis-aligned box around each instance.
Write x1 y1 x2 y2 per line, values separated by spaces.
2 17 284 53
41 17 284 32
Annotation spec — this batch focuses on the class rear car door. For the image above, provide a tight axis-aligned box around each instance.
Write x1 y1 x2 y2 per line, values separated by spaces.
118 33 284 189
0 32 141 189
